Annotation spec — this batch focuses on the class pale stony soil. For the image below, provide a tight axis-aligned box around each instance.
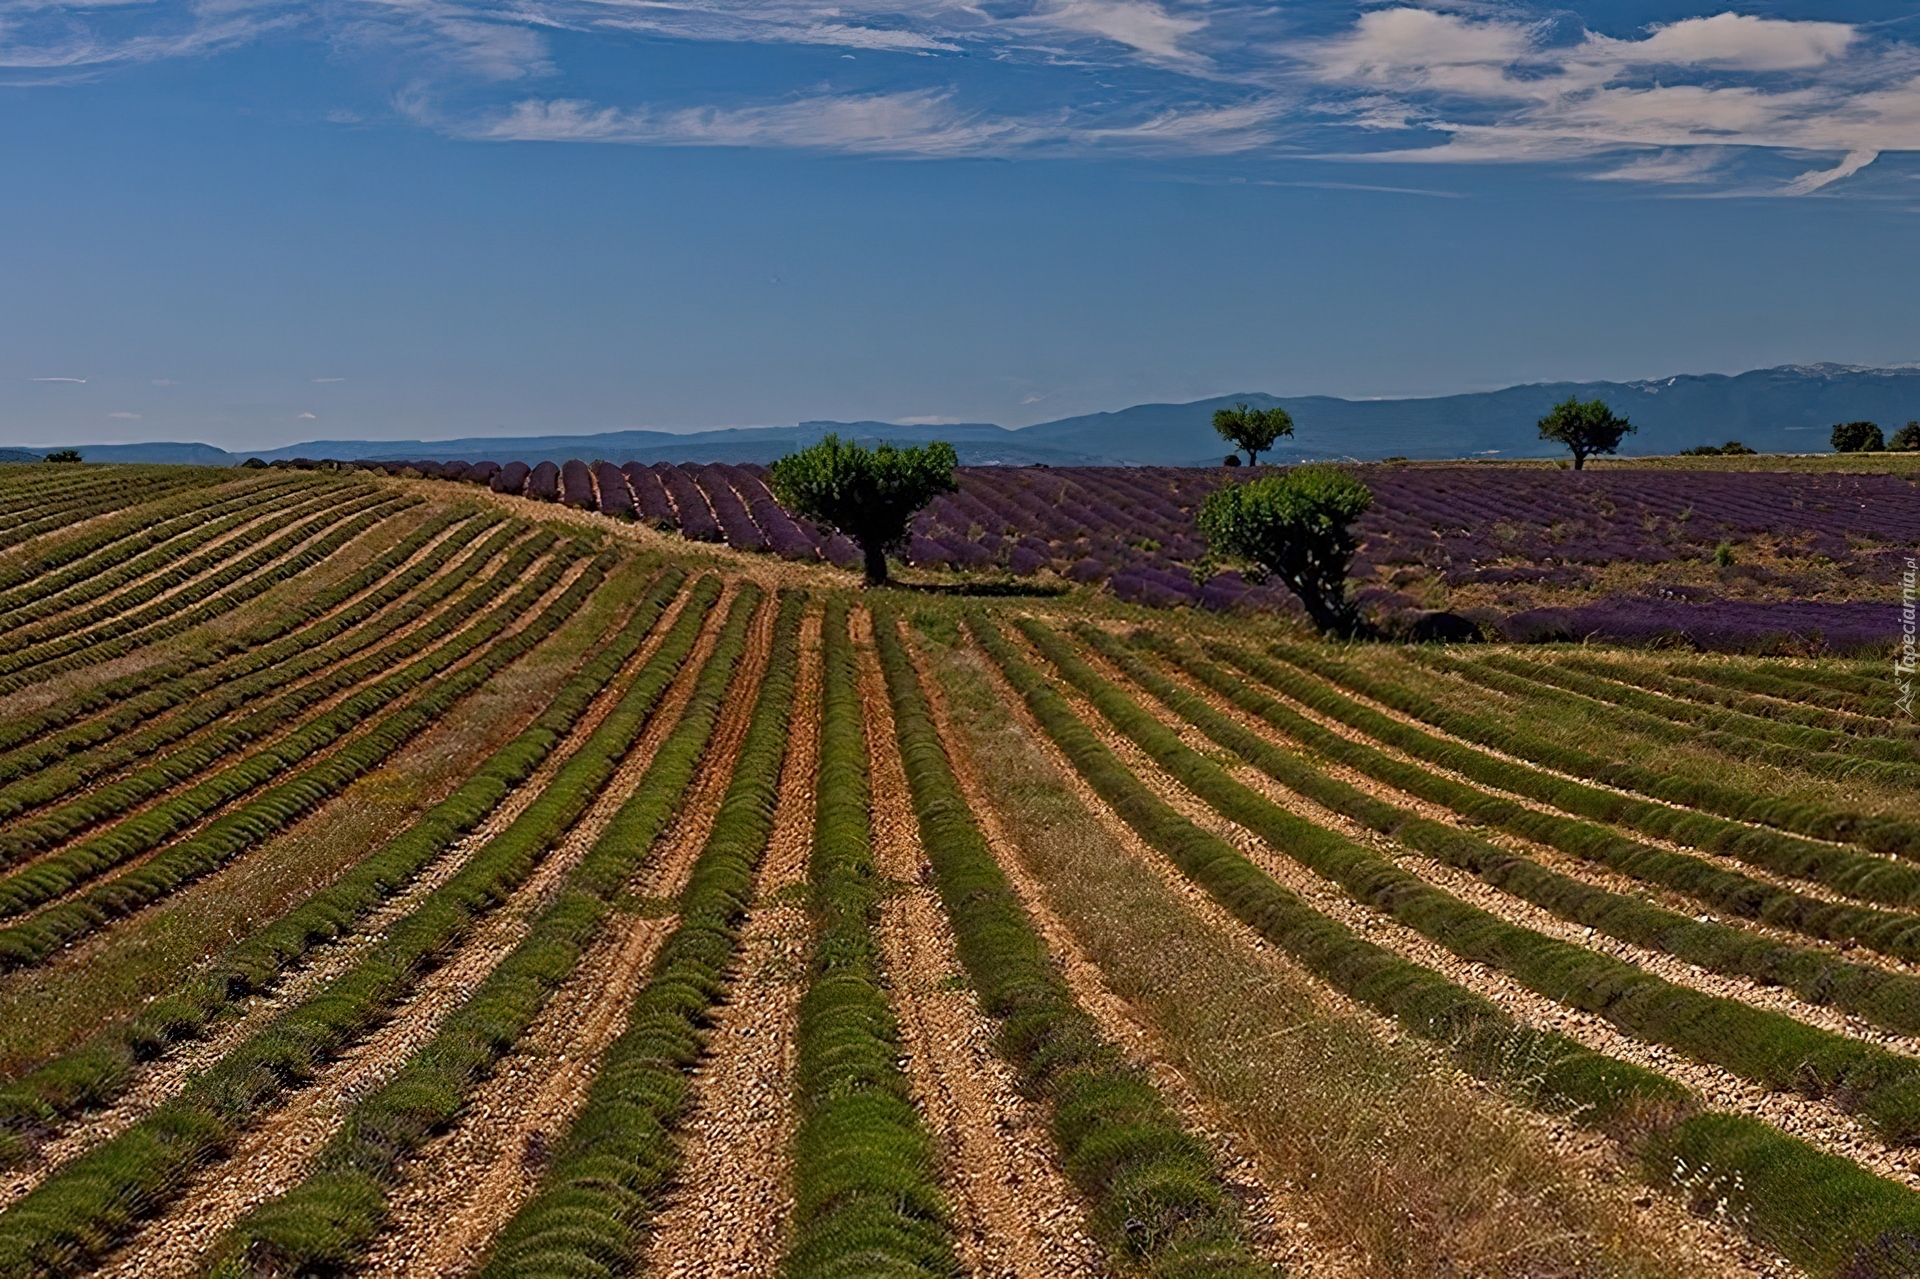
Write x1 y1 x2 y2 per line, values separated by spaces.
360 596 776 1277
852 614 1106 1279
991 625 1790 1278
1038 646 1920 1196
86 592 735 1279
644 607 822 1277
5 555 590 930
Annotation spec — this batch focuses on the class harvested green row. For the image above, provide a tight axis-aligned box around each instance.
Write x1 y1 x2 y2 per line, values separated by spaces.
0 472 149 536
0 505 485 762
874 611 1263 1278
0 545 615 972
0 511 504 798
1272 643 1920 858
0 492 421 696
0 567 689 1156
1672 658 1897 718
0 522 539 868
1025 619 1920 1144
0 468 240 561
1475 652 1920 764
476 591 806 1279
0 575 722 1279
1146 633 1920 971
0 533 560 915
786 601 958 1279
1085 626 1920 1041
970 614 1920 1279
1555 653 1915 739
1412 650 1920 789
0 477 329 635
1221 643 1920 917
208 583 767 1277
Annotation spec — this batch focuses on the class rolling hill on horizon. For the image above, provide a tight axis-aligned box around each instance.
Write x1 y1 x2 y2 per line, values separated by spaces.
25 362 1920 467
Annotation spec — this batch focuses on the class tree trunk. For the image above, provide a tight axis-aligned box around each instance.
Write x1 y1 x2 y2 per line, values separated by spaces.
1571 450 1586 471
862 542 889 587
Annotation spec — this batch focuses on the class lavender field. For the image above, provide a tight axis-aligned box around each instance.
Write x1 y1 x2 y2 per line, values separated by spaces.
367 456 1920 652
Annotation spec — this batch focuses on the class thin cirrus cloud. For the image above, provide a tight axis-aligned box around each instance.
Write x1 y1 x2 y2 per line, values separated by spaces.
29 376 85 383
1300 9 1918 193
0 0 1912 193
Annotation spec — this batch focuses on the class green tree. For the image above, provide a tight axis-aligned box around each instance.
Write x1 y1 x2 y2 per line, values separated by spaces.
42 450 81 464
1212 403 1293 467
1831 421 1885 453
1889 422 1920 452
1537 397 1634 470
770 434 958 586
1198 465 1373 637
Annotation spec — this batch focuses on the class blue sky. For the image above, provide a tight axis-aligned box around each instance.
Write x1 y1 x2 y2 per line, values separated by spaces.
2 0 1917 450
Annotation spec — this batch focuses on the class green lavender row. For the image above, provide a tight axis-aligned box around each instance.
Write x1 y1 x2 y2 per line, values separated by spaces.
1025 620 1920 1144
477 590 806 1279
0 523 543 871
0 573 718 1279
875 611 1263 1278
787 601 958 1279
1556 653 1914 738
0 467 244 568
1225 644 1920 918
0 565 687 1154
208 583 766 1277
970 614 1920 1279
0 504 484 760
0 546 614 972
0 535 561 914
1089 627 1920 1041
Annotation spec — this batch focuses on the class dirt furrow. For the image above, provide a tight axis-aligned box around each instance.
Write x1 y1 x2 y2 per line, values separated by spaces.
979 631 1785 1279
85 587 737 1279
1089 643 1920 1057
0 576 686 1211
7 556 587 927
640 606 822 1278
1034 637 1920 1195
853 615 1103 1279
1189 648 1920 964
354 588 777 1278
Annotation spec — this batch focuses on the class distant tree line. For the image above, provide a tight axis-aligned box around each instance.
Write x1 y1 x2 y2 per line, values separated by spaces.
1832 421 1920 453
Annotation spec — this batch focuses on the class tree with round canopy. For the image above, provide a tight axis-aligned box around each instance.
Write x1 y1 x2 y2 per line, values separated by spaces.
770 435 958 585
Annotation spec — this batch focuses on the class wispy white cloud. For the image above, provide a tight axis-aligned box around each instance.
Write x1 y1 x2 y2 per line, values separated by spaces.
107 410 139 418
1302 9 1920 193
29 376 85 382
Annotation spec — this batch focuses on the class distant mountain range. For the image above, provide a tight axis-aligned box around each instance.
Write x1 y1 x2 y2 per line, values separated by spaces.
21 363 1920 468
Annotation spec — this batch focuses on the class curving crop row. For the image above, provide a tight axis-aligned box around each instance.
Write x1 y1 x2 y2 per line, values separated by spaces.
1495 653 1920 759
0 476 323 628
873 611 1264 1277
1227 644 1920 914
208 583 767 1277
693 467 768 552
1085 626 1920 1041
0 472 305 597
786 601 958 1278
657 464 722 542
0 468 240 560
1672 659 1896 718
0 510 503 794
0 525 550 876
969 613 1920 1279
1022 619 1920 1144
1413 650 1920 790
623 461 677 529
0 486 395 663
0 508 493 776
0 566 690 1154
476 590 806 1279
0 573 721 1279
0 546 616 972
1272 643 1920 859
0 493 420 697
1154 636 1920 968
0 472 139 536
1554 654 1917 739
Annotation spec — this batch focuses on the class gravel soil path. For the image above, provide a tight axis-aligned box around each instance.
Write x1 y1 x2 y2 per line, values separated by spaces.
853 613 1104 1279
84 586 736 1279
992 624 1791 1278
0 575 690 1212
354 588 778 1278
642 606 823 1278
